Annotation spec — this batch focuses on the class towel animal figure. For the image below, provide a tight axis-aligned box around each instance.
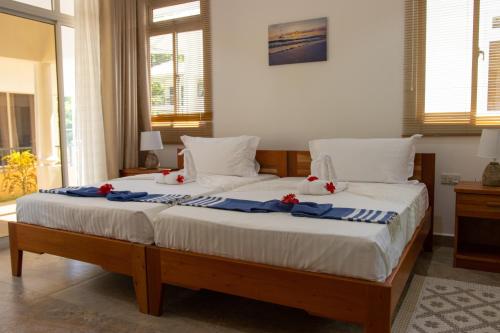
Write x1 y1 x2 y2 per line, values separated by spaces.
297 176 347 195
154 170 193 185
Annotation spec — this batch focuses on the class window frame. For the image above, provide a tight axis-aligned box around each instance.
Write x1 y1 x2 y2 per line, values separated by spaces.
147 0 212 126
404 0 500 136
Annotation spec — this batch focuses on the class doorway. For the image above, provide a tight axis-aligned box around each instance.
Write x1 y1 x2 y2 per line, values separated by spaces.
0 13 63 236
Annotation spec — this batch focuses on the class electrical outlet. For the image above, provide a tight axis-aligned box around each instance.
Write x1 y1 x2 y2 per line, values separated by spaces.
441 173 461 185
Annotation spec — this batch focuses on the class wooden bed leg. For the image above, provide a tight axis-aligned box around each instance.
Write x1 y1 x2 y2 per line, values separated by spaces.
131 244 149 314
364 288 391 333
8 223 23 277
146 246 164 316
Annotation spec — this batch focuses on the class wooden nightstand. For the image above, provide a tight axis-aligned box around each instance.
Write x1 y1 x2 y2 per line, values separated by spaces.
454 182 500 273
119 167 176 177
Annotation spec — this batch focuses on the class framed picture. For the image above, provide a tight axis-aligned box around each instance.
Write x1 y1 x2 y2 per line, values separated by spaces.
268 17 328 66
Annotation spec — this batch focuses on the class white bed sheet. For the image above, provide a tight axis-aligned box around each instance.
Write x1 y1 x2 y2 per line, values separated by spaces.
16 174 277 244
153 178 428 281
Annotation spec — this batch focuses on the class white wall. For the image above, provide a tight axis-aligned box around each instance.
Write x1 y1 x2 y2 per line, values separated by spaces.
159 0 488 236
0 57 35 94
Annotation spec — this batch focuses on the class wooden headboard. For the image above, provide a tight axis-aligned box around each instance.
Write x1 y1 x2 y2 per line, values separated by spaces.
177 149 288 177
287 151 436 210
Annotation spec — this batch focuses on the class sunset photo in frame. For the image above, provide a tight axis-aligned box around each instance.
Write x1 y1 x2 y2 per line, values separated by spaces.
268 17 327 66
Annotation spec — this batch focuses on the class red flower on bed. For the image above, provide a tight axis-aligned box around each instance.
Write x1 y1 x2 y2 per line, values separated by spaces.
162 169 171 175
98 183 114 195
176 175 185 184
307 176 319 182
281 193 299 204
325 182 335 194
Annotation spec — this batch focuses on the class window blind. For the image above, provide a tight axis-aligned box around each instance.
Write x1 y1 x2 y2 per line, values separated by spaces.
404 0 500 136
148 0 212 143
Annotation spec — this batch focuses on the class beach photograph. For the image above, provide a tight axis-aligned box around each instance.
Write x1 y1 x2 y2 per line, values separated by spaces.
268 17 327 66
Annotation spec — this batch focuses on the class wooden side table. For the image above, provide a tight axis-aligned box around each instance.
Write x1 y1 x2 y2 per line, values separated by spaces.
454 182 500 273
119 167 176 177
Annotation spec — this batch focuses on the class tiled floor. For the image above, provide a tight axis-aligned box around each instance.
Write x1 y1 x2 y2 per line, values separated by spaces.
0 238 499 333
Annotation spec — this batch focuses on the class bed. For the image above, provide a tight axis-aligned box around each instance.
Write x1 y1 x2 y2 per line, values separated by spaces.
8 150 286 313
146 151 435 332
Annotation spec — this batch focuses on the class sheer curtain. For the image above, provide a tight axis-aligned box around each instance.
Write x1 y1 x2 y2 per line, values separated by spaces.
74 0 108 185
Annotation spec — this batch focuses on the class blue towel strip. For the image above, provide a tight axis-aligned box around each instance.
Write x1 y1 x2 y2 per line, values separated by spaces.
180 196 398 225
40 187 190 205
40 187 105 197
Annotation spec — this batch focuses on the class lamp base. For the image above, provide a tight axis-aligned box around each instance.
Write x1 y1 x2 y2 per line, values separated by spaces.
144 151 160 169
482 161 500 187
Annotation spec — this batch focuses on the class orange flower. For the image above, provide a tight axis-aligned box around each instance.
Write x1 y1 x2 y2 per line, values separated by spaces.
307 176 319 182
176 174 185 183
98 183 114 195
325 182 335 194
281 193 299 204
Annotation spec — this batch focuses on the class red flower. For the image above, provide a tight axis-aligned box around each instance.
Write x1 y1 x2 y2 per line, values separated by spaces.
325 182 336 194
281 193 299 204
162 169 171 175
176 174 185 184
307 176 319 182
98 183 114 195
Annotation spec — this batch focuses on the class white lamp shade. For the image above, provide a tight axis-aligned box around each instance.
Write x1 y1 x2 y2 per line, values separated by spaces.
140 131 163 151
478 129 500 159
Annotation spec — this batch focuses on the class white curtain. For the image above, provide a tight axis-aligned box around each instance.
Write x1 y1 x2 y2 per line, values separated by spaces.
74 0 108 185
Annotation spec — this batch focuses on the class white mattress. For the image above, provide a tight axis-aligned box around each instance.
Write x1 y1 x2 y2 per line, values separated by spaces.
153 178 429 281
16 174 277 244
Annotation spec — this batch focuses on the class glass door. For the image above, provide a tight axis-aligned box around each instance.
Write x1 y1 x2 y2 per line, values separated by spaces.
0 12 63 228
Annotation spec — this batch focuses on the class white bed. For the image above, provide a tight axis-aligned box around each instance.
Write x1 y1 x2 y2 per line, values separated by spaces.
16 174 277 244
153 177 428 281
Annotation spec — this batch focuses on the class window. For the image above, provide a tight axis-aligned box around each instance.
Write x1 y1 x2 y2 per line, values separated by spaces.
404 0 500 135
12 0 52 10
148 0 212 143
152 1 200 22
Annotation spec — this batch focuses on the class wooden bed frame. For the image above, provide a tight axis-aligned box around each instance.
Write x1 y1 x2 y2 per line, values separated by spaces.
8 149 289 314
147 152 435 333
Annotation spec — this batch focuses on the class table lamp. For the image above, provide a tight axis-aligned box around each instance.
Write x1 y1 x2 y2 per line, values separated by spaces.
478 129 500 186
140 131 163 169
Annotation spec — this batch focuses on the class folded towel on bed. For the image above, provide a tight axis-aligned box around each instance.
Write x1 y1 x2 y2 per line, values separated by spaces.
180 197 293 213
180 196 398 224
154 170 194 185
40 187 106 197
40 187 190 205
131 193 190 204
106 191 149 201
291 206 398 224
297 177 347 195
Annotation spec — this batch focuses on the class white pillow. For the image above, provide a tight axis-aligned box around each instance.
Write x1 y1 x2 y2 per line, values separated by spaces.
309 135 422 183
181 135 260 177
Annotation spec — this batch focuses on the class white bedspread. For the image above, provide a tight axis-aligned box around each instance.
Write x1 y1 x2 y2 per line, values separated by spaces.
16 174 277 244
153 178 428 281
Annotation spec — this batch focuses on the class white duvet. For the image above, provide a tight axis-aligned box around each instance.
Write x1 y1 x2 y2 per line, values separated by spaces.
153 178 428 281
16 174 277 244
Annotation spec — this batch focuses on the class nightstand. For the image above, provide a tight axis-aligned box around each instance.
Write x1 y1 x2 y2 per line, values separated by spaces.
119 167 176 177
454 182 500 273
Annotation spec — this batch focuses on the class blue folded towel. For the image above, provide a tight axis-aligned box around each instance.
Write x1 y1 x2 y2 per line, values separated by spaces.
40 187 190 205
107 191 149 201
40 186 105 197
318 208 398 224
290 202 333 217
66 187 105 197
181 197 295 213
181 196 399 225
132 194 190 204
